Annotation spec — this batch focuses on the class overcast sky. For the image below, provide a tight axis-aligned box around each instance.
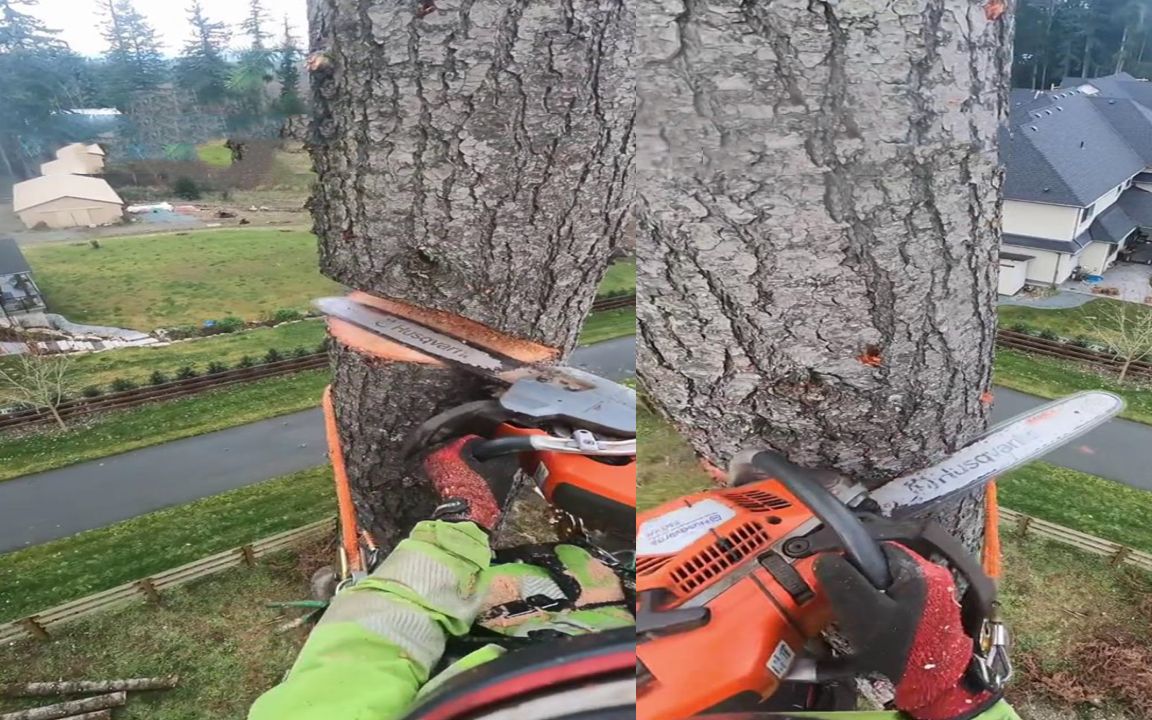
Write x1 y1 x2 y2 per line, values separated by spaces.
29 0 309 57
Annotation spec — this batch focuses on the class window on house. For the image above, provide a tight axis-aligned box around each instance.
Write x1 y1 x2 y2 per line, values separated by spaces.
1081 204 1095 224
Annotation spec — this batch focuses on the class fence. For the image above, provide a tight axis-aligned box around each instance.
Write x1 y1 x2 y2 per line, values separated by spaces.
0 517 336 645
0 294 640 432
996 329 1152 380
3 508 1151 646
1000 507 1152 572
0 354 329 431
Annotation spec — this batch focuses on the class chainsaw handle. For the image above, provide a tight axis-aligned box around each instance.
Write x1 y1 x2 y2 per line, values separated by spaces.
738 450 892 590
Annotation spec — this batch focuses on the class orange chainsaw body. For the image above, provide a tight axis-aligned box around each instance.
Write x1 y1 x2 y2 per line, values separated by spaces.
636 479 834 719
494 425 635 533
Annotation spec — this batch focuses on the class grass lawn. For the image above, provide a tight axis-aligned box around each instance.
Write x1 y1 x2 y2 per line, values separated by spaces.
0 555 314 720
196 139 234 168
599 260 636 296
0 467 334 623
998 461 1152 553
578 308 634 345
23 229 341 331
0 371 329 483
998 297 1151 343
994 348 1152 425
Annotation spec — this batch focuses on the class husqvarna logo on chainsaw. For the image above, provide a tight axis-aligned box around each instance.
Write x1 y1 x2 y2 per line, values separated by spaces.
637 499 736 555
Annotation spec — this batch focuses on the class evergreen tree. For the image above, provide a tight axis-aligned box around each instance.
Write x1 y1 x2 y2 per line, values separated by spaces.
276 16 303 115
241 0 271 50
100 0 166 108
0 1 83 178
0 0 61 51
176 0 231 106
1013 0 1152 89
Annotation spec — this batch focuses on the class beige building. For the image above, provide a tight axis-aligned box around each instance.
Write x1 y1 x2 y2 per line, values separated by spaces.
13 175 124 229
40 143 106 176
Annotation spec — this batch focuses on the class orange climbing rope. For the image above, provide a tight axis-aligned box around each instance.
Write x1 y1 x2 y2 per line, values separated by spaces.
323 386 363 575
983 481 1002 580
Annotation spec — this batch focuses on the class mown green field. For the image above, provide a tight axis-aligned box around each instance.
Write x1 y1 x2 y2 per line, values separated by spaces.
23 229 341 331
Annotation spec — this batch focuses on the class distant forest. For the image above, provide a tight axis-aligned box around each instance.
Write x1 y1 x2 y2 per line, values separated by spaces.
1015 0 1152 89
0 0 305 180
4 0 1151 181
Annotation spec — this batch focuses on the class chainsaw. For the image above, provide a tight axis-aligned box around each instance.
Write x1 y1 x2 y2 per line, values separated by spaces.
315 294 637 579
635 391 1123 719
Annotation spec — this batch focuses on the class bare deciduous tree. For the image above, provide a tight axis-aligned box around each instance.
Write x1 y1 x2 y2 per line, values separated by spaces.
0 347 74 429
1090 301 1152 382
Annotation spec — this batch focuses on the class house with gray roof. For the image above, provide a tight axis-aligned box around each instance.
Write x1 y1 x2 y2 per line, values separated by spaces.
1000 72 1152 294
0 237 45 319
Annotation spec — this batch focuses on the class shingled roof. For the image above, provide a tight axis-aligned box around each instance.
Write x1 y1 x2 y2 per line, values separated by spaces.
1003 87 1145 206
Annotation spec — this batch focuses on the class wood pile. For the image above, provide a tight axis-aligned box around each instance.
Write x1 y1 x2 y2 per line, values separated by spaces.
0 677 178 719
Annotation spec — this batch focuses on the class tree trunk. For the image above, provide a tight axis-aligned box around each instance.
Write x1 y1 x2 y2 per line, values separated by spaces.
635 0 1012 548
307 0 634 550
1082 31 1092 77
1120 356 1133 383
1039 0 1057 89
0 692 125 720
1116 22 1130 73
1 677 179 697
46 404 66 431
0 137 14 183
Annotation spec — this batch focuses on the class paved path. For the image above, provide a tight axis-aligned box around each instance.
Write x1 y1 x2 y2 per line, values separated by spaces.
0 337 635 553
989 387 1151 491
998 290 1096 309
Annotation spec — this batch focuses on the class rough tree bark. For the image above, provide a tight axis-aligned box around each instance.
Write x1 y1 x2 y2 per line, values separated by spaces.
307 0 634 549
635 0 1013 547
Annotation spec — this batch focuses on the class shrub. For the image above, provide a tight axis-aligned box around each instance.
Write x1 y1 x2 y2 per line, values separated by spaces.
176 365 198 380
237 355 256 369
89 239 101 249
1071 336 1095 349
81 386 103 399
215 316 246 334
315 340 329 354
291 346 310 358
1008 322 1032 334
172 177 202 200
109 377 138 392
271 308 304 323
263 348 284 364
149 370 170 386
1038 329 1061 341
166 325 200 340
206 360 229 375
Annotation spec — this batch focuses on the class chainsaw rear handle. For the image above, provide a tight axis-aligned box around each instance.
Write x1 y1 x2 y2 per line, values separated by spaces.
730 450 892 590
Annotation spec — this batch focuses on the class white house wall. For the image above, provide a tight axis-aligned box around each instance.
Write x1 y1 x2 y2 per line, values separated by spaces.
1002 200 1080 241
1001 244 1074 285
1075 180 1131 237
1079 241 1118 275
998 259 1028 296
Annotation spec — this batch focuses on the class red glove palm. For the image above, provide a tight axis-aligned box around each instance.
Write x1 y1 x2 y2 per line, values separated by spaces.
815 543 999 720
422 435 507 530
